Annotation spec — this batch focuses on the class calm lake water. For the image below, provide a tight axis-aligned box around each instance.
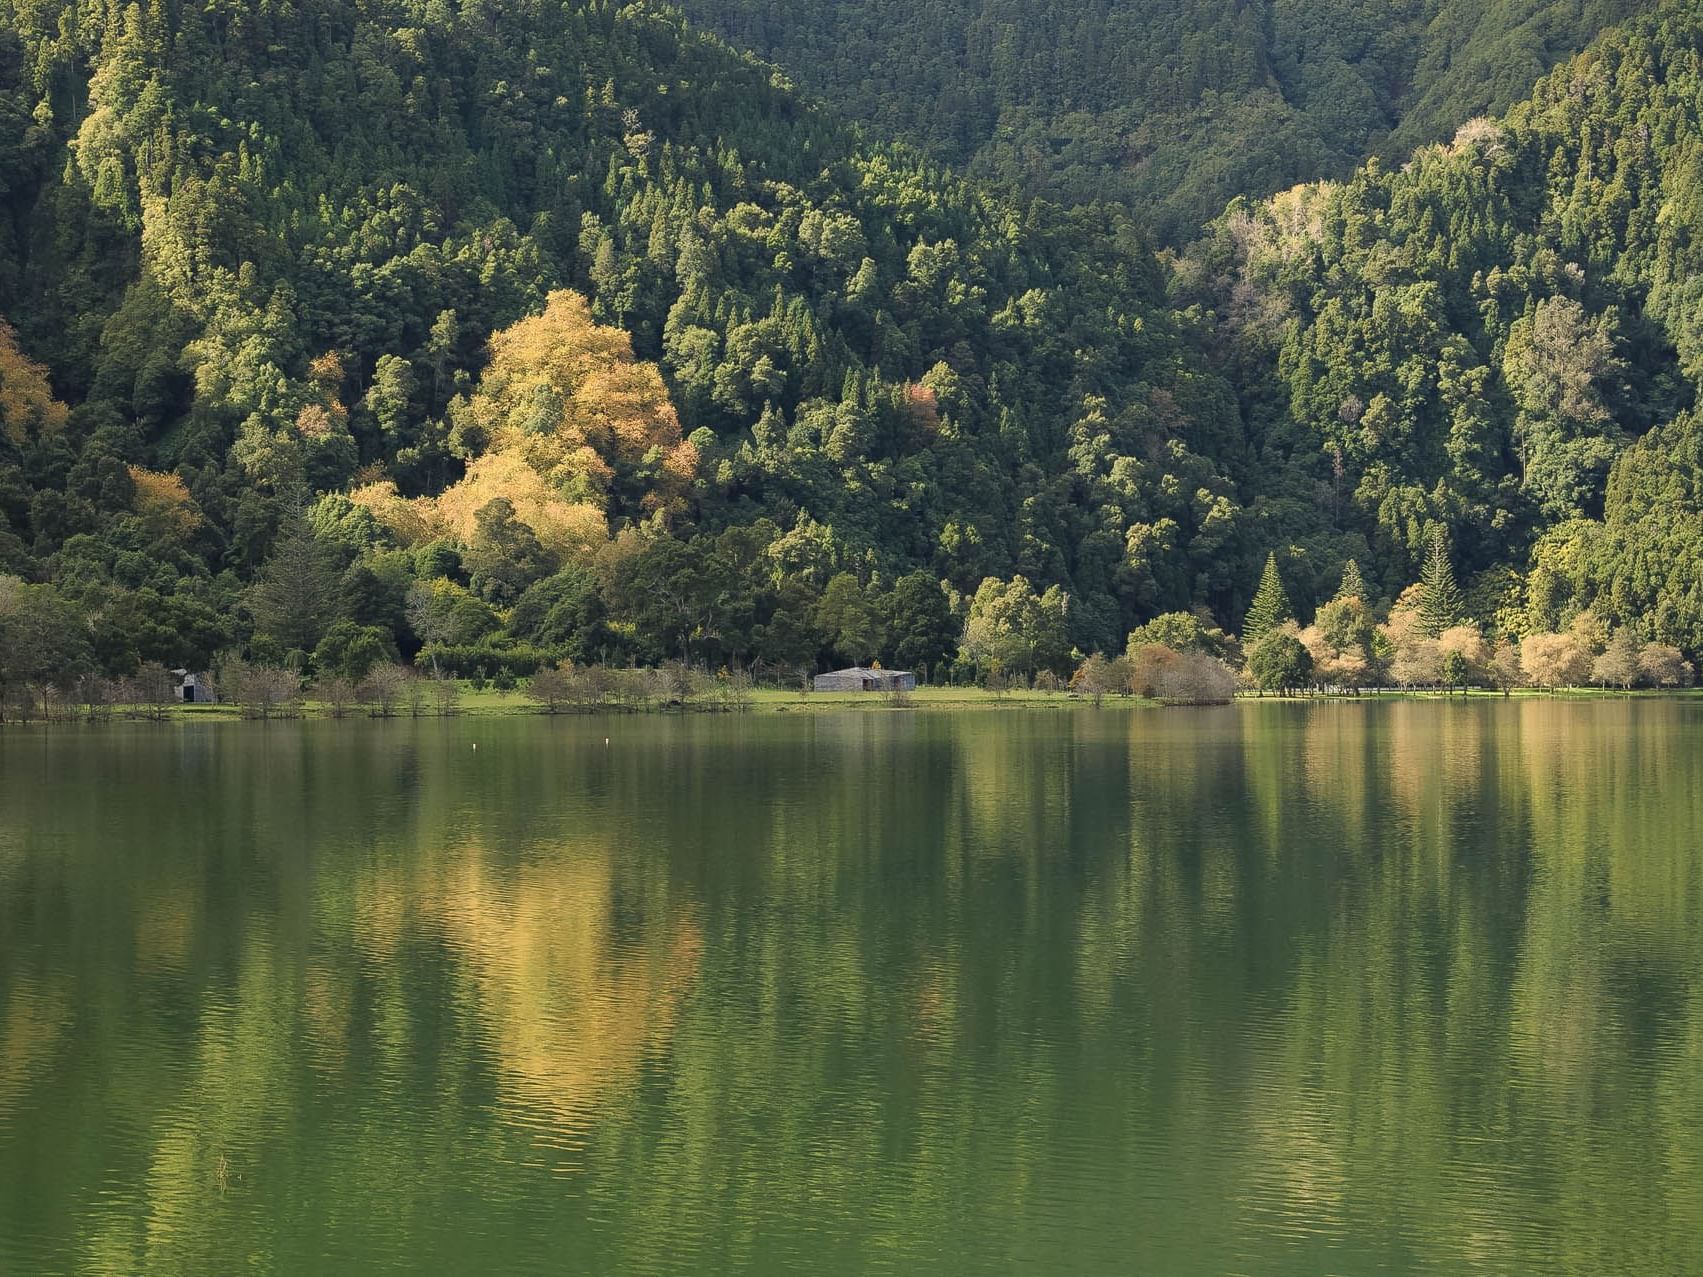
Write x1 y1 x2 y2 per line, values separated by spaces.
1 702 1700 1274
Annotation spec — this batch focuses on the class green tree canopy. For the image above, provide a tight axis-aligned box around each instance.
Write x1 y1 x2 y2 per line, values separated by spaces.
1246 628 1313 695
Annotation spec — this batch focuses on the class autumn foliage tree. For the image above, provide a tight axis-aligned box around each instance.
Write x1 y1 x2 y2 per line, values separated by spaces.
448 290 697 519
379 291 702 570
0 318 68 444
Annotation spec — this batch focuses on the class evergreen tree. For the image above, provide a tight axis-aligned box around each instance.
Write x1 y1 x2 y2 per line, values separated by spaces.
675 0 1632 243
1335 558 1367 603
1241 553 1292 645
248 520 344 655
1416 530 1463 639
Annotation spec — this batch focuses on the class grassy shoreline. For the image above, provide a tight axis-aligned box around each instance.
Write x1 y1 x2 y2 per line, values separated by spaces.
165 685 1119 720
9 682 1702 725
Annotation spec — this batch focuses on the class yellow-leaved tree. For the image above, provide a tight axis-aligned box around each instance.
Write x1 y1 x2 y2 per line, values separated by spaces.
361 290 696 562
0 319 69 445
128 467 203 541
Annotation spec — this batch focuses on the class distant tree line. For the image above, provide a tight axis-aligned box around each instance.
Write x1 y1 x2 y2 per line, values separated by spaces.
1065 539 1695 704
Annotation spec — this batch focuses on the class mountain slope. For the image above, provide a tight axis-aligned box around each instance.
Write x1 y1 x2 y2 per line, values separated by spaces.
0 0 1263 680
1178 2 1703 644
4 0 1703 691
674 0 1651 242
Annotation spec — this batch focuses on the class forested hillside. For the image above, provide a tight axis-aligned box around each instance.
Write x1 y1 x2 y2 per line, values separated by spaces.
1176 5 1703 651
0 0 1273 691
5 0 1703 703
675 0 1649 243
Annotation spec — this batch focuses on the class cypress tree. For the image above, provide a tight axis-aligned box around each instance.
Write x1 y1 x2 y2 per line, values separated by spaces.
1335 558 1367 602
1242 552 1292 644
1416 528 1463 637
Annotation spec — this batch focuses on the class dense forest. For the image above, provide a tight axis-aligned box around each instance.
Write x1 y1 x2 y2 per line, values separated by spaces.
0 0 1255 692
3 0 1703 703
1179 5 1703 654
675 0 1648 243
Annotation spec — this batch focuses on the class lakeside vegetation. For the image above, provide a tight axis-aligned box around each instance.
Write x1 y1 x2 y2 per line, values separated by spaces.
1 489 1691 721
4 2 1703 720
5 667 1694 726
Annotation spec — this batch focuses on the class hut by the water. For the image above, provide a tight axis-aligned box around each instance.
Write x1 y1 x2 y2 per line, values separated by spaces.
173 669 217 703
813 667 917 692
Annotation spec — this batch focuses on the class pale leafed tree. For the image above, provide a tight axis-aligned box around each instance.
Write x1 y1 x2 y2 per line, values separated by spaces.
359 664 412 717
1519 632 1592 689
1637 643 1694 688
1590 630 1642 689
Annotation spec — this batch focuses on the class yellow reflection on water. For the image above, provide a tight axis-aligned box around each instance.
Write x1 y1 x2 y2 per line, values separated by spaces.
433 849 702 1140
0 975 68 1120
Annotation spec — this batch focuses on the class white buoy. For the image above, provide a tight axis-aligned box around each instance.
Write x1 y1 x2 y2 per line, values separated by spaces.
472 742 478 751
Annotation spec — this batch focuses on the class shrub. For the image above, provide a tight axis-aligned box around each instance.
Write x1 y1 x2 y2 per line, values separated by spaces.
1154 651 1238 704
415 643 551 678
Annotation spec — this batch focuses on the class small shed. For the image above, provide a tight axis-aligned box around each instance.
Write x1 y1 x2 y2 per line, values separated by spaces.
173 669 216 703
813 667 917 692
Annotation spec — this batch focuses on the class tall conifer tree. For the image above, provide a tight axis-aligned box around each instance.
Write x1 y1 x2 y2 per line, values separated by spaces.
1335 558 1367 602
1242 552 1292 644
1416 528 1463 637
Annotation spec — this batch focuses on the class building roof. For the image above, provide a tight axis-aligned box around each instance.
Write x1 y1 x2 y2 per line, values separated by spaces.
820 667 912 677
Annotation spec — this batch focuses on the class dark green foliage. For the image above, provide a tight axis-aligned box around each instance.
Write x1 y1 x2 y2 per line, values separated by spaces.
414 644 553 680
1335 559 1368 603
313 620 399 681
677 0 1639 242
1246 628 1314 693
880 571 959 676
1241 553 1292 644
0 0 1266 669
0 579 94 697
1 0 1700 680
90 589 233 675
508 568 614 664
960 574 1072 681
1567 411 1703 653
1416 529 1463 637
1180 7 1703 651
814 573 884 668
1441 648 1469 689
464 499 558 606
247 520 343 655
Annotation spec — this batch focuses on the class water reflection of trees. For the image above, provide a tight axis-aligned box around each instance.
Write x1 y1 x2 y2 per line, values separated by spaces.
1207 701 1703 1272
0 707 1700 1272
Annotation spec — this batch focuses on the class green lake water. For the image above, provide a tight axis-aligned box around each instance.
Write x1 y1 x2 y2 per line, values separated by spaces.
1 701 1700 1273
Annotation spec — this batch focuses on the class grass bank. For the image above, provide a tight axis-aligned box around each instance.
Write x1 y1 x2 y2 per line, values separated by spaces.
170 685 1128 720
22 682 1703 726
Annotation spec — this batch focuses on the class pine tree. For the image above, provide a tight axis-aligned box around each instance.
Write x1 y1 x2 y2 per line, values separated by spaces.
247 518 342 653
1242 552 1292 644
1335 558 1367 602
1416 528 1463 637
